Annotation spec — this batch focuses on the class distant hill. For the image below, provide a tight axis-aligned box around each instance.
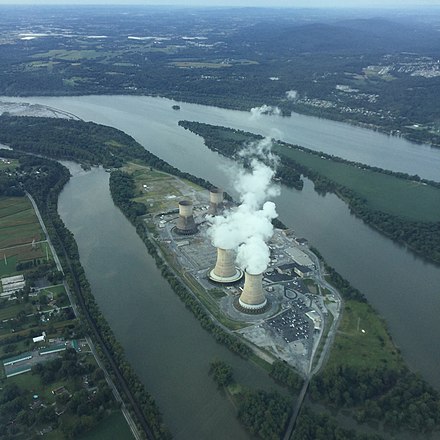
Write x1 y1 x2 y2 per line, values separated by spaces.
231 18 440 56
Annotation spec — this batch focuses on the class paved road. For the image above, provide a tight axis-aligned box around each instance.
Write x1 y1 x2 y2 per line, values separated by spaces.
282 378 310 440
282 247 343 440
25 191 64 274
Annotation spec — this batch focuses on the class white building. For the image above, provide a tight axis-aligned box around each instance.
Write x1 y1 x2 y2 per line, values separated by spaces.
285 247 314 268
32 331 46 343
1 274 25 297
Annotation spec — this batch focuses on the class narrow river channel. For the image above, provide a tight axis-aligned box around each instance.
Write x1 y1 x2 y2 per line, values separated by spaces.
58 162 285 440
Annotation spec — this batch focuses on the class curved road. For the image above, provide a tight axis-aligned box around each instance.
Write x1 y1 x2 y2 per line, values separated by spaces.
282 247 343 440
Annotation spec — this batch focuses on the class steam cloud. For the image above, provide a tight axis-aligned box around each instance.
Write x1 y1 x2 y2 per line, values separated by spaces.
207 138 280 275
250 104 281 119
286 90 298 100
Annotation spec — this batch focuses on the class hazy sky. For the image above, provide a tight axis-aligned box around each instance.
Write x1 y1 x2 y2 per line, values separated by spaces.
0 0 439 7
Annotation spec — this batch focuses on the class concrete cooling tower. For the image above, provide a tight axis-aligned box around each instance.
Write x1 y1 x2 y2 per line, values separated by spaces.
175 200 198 235
208 248 243 284
238 271 267 311
209 187 224 215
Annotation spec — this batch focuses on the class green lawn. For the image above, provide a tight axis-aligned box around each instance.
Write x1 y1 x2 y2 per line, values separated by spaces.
275 145 440 222
326 300 401 371
0 302 27 320
78 411 134 440
124 162 192 213
6 373 78 405
0 159 18 170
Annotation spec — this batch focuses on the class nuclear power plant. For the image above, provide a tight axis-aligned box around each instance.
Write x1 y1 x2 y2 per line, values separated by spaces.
208 247 243 284
209 187 224 215
148 144 330 375
237 271 268 312
174 200 198 235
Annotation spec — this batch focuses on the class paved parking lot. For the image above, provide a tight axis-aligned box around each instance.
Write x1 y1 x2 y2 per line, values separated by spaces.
266 306 313 343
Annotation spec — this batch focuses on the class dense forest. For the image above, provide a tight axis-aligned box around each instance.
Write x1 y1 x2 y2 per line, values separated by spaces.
293 409 384 440
310 365 440 432
0 115 213 190
208 360 292 440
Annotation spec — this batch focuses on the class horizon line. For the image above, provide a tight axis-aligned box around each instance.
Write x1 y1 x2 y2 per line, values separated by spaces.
1 3 440 7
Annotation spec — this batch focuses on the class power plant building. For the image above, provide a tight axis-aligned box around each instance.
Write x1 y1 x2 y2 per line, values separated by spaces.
285 247 314 268
209 187 224 215
175 200 198 235
209 247 243 284
238 271 268 312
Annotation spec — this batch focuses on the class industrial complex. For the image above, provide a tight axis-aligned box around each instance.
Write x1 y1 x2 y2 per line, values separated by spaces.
145 177 341 376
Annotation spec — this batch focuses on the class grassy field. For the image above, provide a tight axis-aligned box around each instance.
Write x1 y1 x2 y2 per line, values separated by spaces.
0 301 27 321
170 61 232 68
6 373 68 404
77 411 134 440
326 300 401 371
0 158 18 170
123 162 192 213
0 197 44 247
275 145 440 222
31 49 109 61
0 196 48 276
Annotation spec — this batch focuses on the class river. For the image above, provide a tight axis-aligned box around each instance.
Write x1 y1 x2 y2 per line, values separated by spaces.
58 162 285 440
7 95 440 430
5 95 440 182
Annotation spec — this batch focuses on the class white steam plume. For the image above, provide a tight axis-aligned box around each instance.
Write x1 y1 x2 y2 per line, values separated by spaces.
207 137 280 275
250 104 281 120
286 90 298 100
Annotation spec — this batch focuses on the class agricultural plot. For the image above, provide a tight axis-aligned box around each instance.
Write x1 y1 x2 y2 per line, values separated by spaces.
0 196 49 277
30 49 109 61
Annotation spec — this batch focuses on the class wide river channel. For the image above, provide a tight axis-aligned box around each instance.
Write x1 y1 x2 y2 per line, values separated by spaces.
5 95 440 437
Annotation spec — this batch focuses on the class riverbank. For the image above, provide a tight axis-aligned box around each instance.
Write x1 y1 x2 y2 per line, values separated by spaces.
178 121 440 266
4 95 440 182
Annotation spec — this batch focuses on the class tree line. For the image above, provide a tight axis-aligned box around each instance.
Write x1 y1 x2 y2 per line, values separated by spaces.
178 120 304 190
208 360 292 440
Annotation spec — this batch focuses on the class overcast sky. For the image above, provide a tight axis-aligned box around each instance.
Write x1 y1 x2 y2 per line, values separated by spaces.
0 0 439 7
